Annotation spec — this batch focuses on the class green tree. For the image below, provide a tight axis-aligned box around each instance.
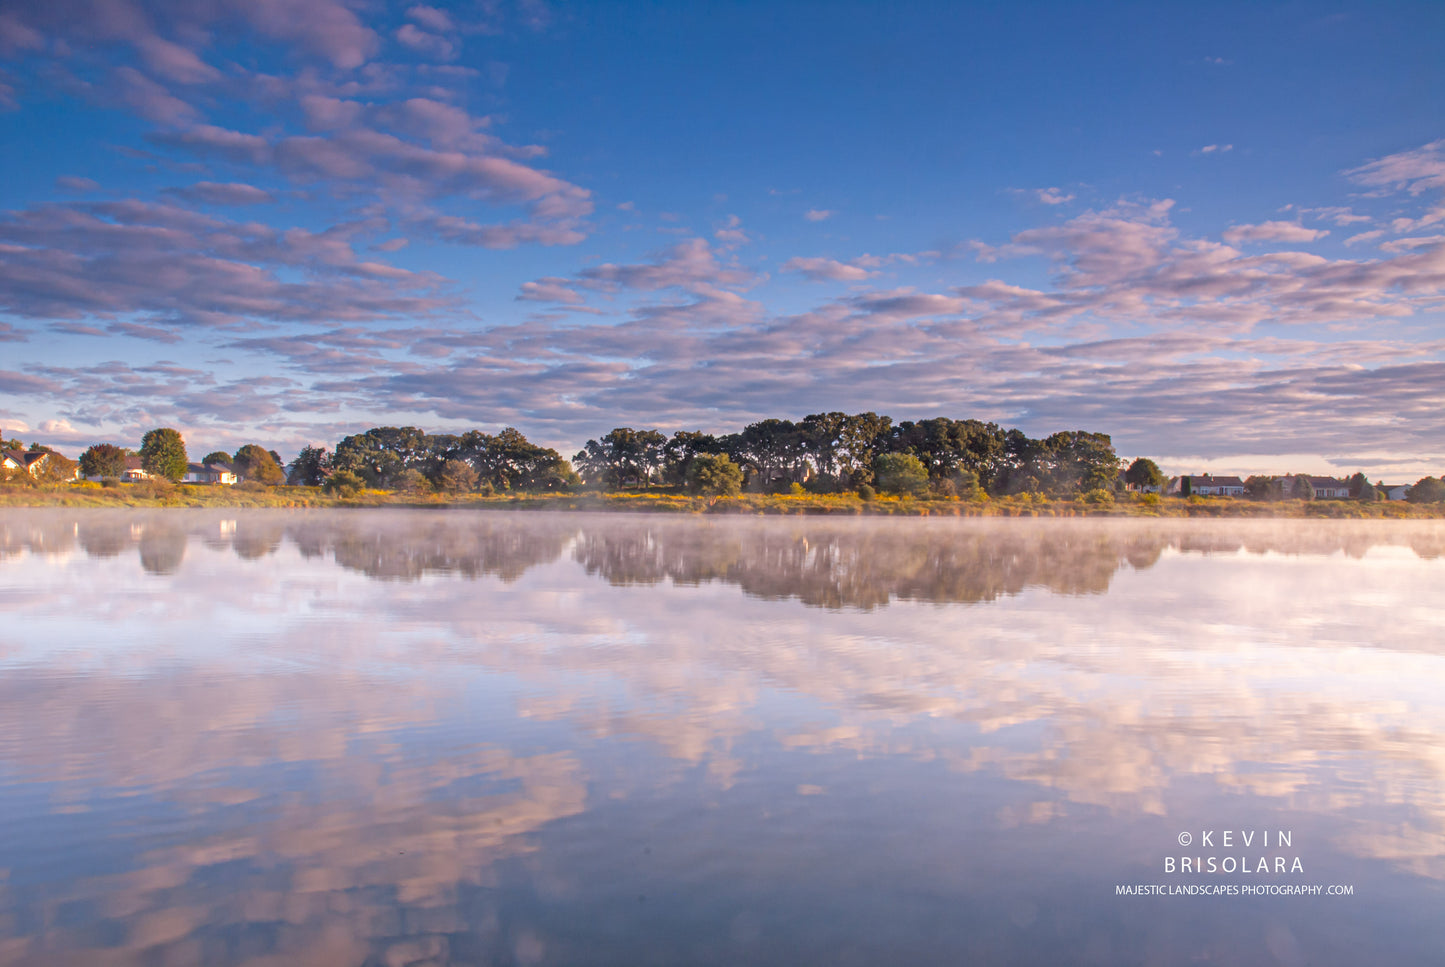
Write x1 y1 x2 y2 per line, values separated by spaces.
79 443 127 479
1347 471 1370 499
1124 457 1166 490
393 468 432 494
1407 477 1445 503
287 445 332 486
1244 475 1280 501
873 452 929 496
35 451 79 483
1357 480 1380 502
438 458 479 494
322 469 365 498
202 451 231 466
1290 475 1315 500
574 427 667 489
685 453 743 495
140 428 188 482
232 444 285 485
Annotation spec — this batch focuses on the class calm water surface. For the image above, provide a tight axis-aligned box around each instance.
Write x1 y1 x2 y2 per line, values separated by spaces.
1 510 1443 966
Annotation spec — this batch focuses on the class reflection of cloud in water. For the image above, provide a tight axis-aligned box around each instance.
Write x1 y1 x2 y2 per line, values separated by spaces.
1 510 1444 962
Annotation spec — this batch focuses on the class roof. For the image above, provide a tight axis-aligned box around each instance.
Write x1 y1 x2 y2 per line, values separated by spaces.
1185 474 1245 487
1307 476 1348 488
2 448 49 468
186 462 234 473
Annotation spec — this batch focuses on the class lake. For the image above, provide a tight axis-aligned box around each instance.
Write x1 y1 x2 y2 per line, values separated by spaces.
1 509 1442 965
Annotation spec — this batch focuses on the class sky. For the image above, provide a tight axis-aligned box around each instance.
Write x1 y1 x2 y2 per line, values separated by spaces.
0 0 1443 478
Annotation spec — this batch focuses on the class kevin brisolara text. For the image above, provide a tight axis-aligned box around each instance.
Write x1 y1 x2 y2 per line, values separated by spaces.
1115 884 1354 896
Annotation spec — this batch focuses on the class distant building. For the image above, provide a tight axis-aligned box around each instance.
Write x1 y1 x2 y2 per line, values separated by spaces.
121 455 153 482
182 462 237 485
1279 475 1351 499
1380 483 1411 501
1167 474 1246 497
1 448 76 479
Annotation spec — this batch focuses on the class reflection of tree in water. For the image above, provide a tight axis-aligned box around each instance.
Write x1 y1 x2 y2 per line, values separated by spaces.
13 509 1445 599
138 521 187 575
286 513 577 582
77 518 131 558
573 521 1172 608
0 515 78 559
572 518 1445 609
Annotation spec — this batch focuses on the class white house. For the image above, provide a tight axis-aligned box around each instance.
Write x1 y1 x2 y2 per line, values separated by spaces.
182 462 237 485
1167 474 1246 497
1 448 76 480
1380 483 1411 501
121 455 153 481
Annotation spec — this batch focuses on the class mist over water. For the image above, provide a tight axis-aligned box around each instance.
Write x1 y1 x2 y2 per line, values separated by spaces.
1 510 1442 965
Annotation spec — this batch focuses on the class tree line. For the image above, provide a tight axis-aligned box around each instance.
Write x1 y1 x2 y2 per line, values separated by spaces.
57 416 1445 503
289 414 1124 499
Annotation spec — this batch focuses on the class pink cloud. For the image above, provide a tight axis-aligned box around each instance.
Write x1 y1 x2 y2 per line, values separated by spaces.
1221 221 1329 245
406 6 455 33
1346 139 1445 195
804 209 835 222
780 257 873 282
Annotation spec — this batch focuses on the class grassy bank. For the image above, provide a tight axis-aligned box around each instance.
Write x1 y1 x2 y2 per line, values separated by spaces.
3 481 1444 518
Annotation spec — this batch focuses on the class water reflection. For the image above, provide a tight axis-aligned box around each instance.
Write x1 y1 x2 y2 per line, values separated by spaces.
0 510 1442 965
6 509 1444 602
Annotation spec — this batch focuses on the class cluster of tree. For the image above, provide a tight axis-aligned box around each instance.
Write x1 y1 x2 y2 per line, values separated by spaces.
573 415 1123 498
305 426 580 496
76 429 288 485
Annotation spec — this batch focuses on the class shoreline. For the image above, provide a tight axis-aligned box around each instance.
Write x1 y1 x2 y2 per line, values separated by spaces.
3 484 1444 518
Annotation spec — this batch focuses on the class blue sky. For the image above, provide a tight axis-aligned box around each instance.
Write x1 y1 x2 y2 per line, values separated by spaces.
1 0 1443 476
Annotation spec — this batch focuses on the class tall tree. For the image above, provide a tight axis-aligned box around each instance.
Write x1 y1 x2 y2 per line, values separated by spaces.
79 443 127 479
287 445 332 486
140 428 188 482
232 444 285 485
1407 477 1445 503
1124 457 1166 490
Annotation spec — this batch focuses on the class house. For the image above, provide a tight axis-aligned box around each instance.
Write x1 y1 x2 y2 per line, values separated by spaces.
183 461 236 485
1279 474 1351 499
1380 483 1411 501
121 455 153 481
1 448 75 480
1305 475 1351 499
1167 474 1246 497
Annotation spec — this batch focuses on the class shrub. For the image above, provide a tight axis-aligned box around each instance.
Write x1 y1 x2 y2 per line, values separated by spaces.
686 453 744 496
857 484 876 501
873 453 929 496
322 469 365 498
1081 488 1115 506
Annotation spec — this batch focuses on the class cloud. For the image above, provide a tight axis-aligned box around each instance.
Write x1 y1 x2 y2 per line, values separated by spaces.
1346 139 1445 195
166 182 275 205
780 257 874 282
517 278 588 304
1035 187 1075 205
1221 221 1329 245
804 209 835 222
406 5 455 33
1199 144 1234 154
0 200 452 329
394 24 457 61
55 176 100 192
